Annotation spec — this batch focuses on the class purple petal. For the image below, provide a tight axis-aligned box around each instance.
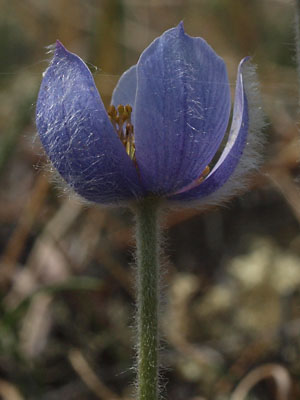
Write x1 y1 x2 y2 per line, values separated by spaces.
36 42 144 204
134 22 231 194
111 65 137 108
169 58 249 202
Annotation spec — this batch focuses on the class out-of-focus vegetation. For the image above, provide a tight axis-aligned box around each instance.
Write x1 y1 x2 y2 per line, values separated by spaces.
0 0 299 399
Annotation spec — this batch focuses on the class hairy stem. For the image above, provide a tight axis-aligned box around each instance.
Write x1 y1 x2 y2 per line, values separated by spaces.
134 197 161 400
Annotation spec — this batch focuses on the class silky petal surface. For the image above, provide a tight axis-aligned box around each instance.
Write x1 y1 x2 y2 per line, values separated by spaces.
111 65 137 108
36 42 143 204
169 58 249 202
134 22 231 194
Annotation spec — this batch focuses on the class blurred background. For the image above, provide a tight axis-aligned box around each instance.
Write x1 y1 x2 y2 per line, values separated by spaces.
0 0 299 399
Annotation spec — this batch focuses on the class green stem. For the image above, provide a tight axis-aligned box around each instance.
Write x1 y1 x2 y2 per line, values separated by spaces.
134 197 161 400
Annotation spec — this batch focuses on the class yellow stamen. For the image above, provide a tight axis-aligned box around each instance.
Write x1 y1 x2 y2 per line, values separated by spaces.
125 104 132 114
171 165 211 195
108 104 136 162
197 165 210 183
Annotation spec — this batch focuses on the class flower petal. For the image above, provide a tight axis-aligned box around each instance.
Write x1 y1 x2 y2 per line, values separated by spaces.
111 65 137 108
169 58 253 203
36 42 144 205
134 22 231 194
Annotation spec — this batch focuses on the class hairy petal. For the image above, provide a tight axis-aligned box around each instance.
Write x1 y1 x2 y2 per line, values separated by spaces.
134 22 231 194
111 65 137 108
169 58 265 204
36 42 143 205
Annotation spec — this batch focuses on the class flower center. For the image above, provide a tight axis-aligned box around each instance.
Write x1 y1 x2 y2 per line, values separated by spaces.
108 104 136 161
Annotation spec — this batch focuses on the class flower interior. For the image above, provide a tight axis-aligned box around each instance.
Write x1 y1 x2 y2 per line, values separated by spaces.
108 104 136 162
107 103 211 194
173 165 211 195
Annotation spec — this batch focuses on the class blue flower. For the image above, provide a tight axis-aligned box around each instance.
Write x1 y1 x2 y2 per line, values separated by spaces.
36 22 264 207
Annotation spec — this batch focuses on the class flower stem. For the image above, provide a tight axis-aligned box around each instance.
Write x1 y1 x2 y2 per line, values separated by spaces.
134 197 161 400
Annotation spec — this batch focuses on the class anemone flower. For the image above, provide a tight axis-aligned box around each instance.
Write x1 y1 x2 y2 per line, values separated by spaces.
36 22 264 208
36 22 264 400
